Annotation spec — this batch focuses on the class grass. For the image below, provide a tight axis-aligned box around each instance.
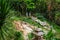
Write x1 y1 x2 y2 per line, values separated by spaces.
35 13 60 32
14 31 24 40
35 13 60 39
28 33 35 40
19 16 43 28
7 11 60 39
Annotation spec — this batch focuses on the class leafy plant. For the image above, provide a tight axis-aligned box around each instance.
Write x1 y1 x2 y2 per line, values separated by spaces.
14 31 24 40
45 29 56 40
28 33 35 40
55 11 60 25
0 0 15 40
0 0 10 27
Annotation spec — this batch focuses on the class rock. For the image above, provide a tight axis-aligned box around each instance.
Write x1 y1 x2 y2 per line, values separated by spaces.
13 20 36 40
35 28 42 32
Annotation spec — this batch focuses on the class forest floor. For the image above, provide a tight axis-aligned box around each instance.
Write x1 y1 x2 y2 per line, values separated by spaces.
12 16 60 40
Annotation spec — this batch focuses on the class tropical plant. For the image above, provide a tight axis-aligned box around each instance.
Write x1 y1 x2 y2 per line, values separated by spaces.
23 0 35 16
45 29 56 40
0 0 15 40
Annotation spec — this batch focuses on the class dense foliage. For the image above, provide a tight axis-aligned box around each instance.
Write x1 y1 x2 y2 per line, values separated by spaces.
0 0 60 40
